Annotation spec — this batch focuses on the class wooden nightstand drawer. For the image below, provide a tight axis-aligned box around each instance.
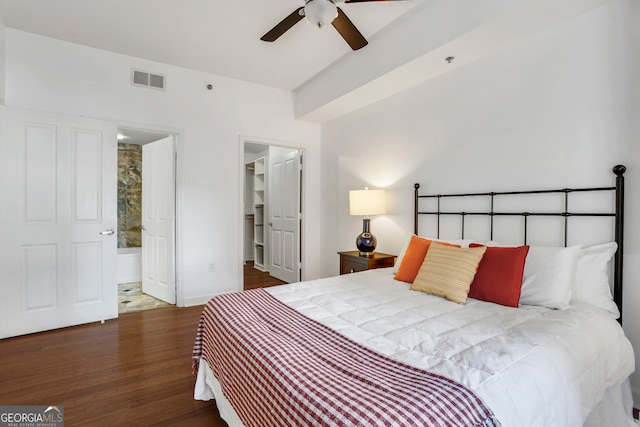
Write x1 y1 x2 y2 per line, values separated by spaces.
338 251 396 275
341 258 368 274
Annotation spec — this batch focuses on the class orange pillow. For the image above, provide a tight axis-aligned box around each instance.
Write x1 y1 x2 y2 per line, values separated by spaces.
468 244 530 307
394 236 459 283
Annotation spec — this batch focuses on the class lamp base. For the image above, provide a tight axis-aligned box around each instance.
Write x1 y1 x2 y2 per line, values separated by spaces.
355 218 377 257
358 251 375 258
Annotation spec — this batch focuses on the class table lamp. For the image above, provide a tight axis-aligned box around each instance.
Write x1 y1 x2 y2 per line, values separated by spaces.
349 188 386 257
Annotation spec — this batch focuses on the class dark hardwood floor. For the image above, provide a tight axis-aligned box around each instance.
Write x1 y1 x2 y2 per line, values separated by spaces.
0 264 287 426
243 261 287 290
0 305 226 426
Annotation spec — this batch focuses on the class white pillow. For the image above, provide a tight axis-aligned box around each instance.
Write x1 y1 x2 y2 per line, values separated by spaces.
520 245 581 309
393 233 476 274
572 242 619 318
487 241 580 310
393 233 414 275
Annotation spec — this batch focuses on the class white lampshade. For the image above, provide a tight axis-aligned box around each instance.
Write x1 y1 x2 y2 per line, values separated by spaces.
304 0 338 28
349 189 386 216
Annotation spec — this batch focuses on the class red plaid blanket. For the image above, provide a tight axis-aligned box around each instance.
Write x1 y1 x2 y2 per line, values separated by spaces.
193 288 500 427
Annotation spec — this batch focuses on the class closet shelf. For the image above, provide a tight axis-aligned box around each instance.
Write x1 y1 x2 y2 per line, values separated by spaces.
252 157 266 272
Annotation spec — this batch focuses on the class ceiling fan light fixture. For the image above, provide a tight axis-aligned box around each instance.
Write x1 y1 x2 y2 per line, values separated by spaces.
304 0 338 28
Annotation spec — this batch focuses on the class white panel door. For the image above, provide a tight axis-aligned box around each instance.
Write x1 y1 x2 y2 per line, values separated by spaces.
0 107 118 338
141 136 175 304
269 151 300 283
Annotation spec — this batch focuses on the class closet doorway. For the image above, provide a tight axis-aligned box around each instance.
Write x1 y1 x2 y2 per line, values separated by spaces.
117 127 177 313
242 140 304 290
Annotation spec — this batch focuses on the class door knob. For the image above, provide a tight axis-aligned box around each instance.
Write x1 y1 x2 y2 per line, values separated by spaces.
268 222 273 226
99 228 115 236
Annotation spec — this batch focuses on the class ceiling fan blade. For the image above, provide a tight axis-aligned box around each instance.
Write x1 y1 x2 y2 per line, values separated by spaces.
332 8 368 50
260 7 305 42
344 0 407 2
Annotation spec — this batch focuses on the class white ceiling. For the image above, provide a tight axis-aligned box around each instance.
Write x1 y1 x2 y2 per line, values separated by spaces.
0 0 421 91
0 0 612 124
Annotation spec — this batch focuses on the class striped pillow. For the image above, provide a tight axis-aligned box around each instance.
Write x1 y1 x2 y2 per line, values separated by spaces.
394 236 460 283
412 242 487 304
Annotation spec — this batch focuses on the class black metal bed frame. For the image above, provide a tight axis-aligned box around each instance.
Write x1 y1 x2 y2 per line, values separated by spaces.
414 165 626 322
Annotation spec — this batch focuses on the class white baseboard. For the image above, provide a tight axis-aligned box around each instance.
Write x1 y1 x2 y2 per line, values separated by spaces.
183 295 215 307
117 275 142 284
183 290 237 307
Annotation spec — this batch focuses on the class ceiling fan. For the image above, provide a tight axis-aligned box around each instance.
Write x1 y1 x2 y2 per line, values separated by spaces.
261 0 403 51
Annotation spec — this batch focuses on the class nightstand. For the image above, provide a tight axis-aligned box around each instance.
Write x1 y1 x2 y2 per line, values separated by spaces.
338 251 396 275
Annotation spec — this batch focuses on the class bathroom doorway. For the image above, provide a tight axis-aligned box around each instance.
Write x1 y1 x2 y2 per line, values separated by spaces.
117 127 177 313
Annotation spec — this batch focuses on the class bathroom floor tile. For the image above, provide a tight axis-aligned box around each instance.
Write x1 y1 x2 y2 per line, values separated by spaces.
118 282 171 314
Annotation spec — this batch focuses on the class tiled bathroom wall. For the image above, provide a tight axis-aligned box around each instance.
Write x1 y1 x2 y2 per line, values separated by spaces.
117 143 142 248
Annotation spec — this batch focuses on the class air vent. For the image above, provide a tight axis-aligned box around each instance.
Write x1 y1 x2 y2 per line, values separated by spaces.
131 69 166 91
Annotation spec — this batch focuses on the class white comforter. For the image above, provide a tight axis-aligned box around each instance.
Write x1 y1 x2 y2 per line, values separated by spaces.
262 268 635 427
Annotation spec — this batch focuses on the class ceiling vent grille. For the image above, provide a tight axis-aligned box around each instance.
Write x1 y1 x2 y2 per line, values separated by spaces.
131 69 166 91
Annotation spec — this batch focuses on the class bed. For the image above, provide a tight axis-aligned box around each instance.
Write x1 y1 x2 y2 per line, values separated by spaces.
193 165 635 426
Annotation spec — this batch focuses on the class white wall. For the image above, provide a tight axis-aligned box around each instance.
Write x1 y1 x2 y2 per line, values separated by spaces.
628 0 640 403
0 16 6 104
3 29 321 305
322 0 640 402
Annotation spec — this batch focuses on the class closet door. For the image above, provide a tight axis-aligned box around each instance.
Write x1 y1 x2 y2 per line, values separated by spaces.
0 107 118 338
269 150 300 283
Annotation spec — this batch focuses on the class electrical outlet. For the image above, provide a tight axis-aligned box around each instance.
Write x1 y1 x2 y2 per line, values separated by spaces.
208 262 216 272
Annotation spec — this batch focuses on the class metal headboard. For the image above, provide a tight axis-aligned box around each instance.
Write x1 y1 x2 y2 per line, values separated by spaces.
414 165 626 322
